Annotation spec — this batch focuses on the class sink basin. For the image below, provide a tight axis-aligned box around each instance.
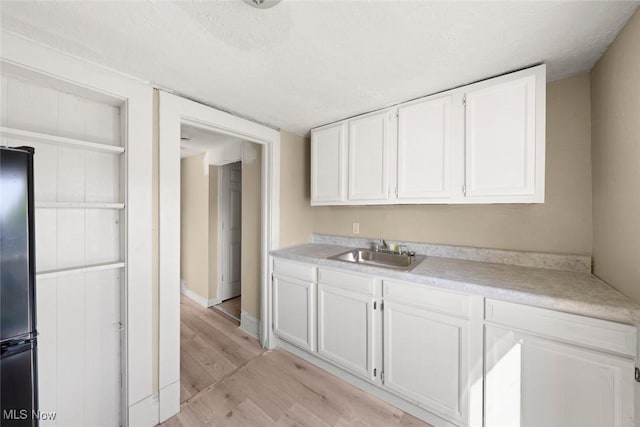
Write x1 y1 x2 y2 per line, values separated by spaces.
328 248 425 271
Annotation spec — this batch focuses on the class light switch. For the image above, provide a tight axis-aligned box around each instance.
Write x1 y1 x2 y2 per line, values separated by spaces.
352 222 360 235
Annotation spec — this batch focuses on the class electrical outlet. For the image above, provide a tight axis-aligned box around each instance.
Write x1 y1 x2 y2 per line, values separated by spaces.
352 222 360 235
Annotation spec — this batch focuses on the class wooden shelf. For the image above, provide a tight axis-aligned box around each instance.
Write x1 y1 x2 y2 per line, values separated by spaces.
35 201 125 209
1 126 125 154
36 261 125 280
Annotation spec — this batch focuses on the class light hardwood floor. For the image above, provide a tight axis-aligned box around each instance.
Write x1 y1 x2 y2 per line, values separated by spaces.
166 295 433 427
211 296 241 324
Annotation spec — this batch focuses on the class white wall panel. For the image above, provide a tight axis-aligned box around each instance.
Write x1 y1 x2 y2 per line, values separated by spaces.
85 209 120 264
30 141 58 202
1 75 7 126
36 278 57 427
84 270 121 427
56 209 85 269
85 100 120 146
57 92 86 140
57 147 86 202
35 209 58 272
85 152 120 202
6 77 58 134
55 274 85 427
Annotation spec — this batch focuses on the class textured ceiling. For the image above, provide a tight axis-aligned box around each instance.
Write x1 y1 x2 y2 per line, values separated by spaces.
1 1 638 135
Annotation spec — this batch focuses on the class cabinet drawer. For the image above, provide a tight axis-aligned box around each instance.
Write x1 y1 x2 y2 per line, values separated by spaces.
273 259 316 282
383 280 470 319
318 268 375 295
485 299 637 357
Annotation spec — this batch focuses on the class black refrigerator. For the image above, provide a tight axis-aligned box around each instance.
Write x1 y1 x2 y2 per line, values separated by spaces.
0 146 38 426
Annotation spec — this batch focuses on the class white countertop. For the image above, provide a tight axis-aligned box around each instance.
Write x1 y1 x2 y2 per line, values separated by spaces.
272 243 640 326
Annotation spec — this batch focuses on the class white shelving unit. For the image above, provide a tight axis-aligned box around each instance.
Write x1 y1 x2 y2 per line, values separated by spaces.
35 201 125 209
1 73 125 426
36 261 126 280
0 126 125 154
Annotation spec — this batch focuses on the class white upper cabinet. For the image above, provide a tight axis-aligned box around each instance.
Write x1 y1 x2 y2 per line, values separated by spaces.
310 64 546 205
397 95 453 201
311 121 347 205
348 110 392 202
464 67 545 203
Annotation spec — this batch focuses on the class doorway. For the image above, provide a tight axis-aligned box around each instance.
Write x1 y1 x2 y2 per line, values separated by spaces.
178 123 264 403
178 124 252 312
158 91 280 422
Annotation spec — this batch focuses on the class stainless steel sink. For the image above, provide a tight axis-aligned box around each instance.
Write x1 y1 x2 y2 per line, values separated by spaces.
328 248 425 271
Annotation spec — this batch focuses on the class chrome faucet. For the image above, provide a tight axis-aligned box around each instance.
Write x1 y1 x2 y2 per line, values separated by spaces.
371 239 390 252
372 239 395 253
370 239 416 257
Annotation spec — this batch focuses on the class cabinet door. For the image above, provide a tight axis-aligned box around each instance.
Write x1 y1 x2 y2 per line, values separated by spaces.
397 95 453 200
311 122 347 204
273 276 316 352
464 73 542 202
383 301 469 424
485 325 634 427
317 283 376 380
348 110 391 202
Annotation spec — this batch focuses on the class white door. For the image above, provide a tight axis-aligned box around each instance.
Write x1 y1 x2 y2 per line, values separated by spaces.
348 110 391 202
273 275 316 351
310 122 347 204
464 74 539 200
485 325 635 427
383 301 469 424
397 95 453 200
2 75 123 426
221 161 242 301
317 283 376 380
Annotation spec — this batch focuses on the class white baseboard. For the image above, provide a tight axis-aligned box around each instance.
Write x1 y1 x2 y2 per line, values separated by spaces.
180 280 220 307
240 310 260 339
128 394 156 427
150 393 159 426
158 380 181 423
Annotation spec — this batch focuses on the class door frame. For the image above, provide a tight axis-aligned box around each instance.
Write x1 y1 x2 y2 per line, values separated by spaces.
158 91 280 422
1 31 154 426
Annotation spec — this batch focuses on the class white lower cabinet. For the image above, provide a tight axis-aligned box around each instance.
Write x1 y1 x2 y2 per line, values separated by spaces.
273 262 638 427
316 268 379 382
272 260 317 352
485 325 635 427
484 299 637 427
273 275 316 352
383 300 469 424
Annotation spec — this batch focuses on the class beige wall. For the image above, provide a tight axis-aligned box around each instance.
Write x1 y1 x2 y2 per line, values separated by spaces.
208 165 220 301
180 153 210 299
280 130 314 247
313 75 593 255
591 9 640 303
241 144 262 318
